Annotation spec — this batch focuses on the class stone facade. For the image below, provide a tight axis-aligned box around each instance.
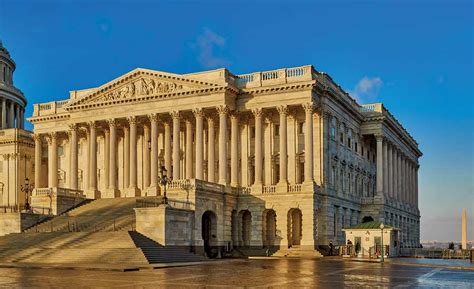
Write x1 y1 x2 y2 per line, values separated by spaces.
0 41 34 209
27 64 422 251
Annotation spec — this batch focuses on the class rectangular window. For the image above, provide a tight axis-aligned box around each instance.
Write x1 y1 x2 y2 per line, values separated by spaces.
330 127 336 140
274 124 280 136
250 127 255 138
298 122 305 134
355 143 358 153
347 138 351 149
340 133 344 144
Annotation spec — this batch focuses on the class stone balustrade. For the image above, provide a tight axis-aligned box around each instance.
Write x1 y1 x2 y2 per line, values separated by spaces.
32 99 69 117
236 65 314 88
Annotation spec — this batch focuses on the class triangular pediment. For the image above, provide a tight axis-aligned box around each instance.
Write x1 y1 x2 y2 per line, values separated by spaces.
64 68 223 108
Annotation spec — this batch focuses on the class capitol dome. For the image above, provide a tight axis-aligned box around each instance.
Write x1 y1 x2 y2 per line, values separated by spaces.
0 40 26 129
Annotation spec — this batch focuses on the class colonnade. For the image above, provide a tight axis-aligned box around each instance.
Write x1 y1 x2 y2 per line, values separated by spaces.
375 135 419 206
33 103 317 194
0 98 24 129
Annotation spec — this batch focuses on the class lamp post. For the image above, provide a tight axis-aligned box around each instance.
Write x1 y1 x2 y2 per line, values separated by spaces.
380 223 385 263
20 178 33 212
159 166 168 205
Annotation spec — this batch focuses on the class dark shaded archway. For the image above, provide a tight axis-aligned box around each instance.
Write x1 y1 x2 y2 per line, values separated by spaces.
239 210 252 247
362 216 374 223
263 209 276 247
202 210 218 258
288 208 302 247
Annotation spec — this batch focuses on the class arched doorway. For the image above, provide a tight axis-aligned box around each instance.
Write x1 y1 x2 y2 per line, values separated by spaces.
239 210 252 247
263 209 276 247
202 211 217 258
288 208 302 247
362 216 374 223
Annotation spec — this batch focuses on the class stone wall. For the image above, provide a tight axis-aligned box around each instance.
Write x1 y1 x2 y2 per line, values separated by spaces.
0 212 42 236
134 205 194 247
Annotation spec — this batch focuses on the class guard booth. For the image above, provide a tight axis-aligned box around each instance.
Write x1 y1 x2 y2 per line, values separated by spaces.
341 221 400 258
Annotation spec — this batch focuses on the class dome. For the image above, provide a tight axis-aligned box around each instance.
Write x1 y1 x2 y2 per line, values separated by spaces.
0 40 26 129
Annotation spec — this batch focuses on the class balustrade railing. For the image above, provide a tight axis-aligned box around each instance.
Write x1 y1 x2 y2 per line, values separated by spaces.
236 65 314 88
34 187 85 198
262 185 276 194
288 184 302 193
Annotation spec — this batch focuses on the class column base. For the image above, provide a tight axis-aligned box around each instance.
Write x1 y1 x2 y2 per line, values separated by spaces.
103 188 121 198
122 187 141 198
276 181 288 192
144 185 160 197
84 189 100 199
251 184 263 194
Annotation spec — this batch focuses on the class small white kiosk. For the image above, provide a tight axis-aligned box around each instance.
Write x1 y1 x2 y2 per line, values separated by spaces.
342 221 400 258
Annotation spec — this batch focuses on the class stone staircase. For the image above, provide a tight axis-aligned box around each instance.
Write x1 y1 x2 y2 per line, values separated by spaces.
129 232 207 263
0 231 148 264
0 197 207 265
272 246 324 258
25 197 147 232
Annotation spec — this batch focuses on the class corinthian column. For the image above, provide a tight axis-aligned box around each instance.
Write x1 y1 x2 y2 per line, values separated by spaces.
217 105 229 185
164 121 172 174
277 105 288 185
104 129 110 190
253 108 263 186
148 114 159 194
230 111 239 187
128 116 139 195
207 117 216 183
46 132 58 188
69 125 78 190
303 103 314 183
107 119 118 195
375 134 384 197
33 134 42 188
123 126 130 189
171 111 181 180
143 124 151 188
383 140 388 197
185 118 193 179
1 99 6 129
193 109 204 180
88 121 98 193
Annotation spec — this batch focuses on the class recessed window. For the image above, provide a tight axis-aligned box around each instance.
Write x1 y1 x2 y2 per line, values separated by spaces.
274 124 280 136
58 146 64 157
250 127 255 138
298 122 305 134
355 143 358 153
340 133 344 143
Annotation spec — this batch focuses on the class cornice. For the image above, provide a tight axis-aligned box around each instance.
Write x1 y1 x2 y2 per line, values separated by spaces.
65 86 228 112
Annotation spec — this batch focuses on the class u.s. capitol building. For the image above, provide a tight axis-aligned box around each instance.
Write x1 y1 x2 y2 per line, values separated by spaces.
25 64 422 255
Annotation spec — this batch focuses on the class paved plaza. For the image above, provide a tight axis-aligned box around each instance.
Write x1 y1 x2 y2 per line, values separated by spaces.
0 259 473 288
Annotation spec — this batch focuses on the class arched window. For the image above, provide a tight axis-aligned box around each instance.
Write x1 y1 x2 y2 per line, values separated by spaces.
347 129 353 149
330 117 337 140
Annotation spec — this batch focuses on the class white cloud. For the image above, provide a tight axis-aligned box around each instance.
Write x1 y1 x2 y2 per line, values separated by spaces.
349 76 383 103
193 28 229 69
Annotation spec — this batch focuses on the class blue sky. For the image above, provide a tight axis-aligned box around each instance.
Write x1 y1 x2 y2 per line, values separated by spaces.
1 0 472 241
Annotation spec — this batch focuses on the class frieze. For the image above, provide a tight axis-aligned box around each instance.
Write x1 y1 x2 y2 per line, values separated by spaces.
94 77 186 103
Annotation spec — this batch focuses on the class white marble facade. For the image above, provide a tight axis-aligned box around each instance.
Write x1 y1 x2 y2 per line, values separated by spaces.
28 65 422 249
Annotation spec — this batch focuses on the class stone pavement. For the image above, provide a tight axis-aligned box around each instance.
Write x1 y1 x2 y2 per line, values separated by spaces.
0 259 472 288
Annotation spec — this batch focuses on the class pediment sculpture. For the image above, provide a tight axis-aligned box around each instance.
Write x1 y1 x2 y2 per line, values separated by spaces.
94 77 186 103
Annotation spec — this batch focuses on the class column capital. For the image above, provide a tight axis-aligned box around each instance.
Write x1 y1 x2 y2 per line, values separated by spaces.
127 116 138 125
45 132 58 144
32 134 42 142
276 105 288 115
147 113 160 122
216 105 230 116
252 108 263 118
68 123 78 132
302 102 315 113
375 133 385 142
207 115 216 125
170 111 181 120
192 108 205 118
229 110 239 120
107 119 117 128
